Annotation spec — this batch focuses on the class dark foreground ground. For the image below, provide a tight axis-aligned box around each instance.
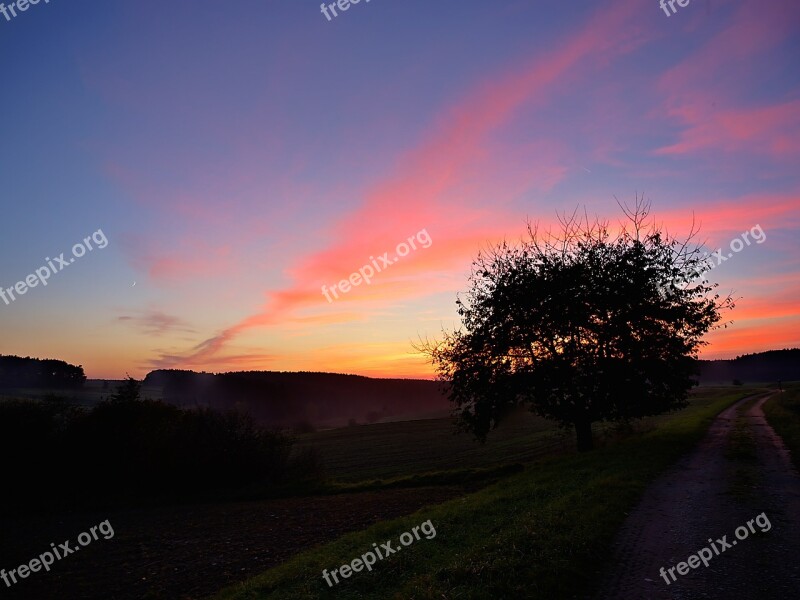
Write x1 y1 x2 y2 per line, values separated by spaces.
2 387 780 599
0 487 462 600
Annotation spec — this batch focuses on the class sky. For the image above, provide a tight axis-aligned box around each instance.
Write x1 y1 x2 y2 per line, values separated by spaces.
0 0 798 379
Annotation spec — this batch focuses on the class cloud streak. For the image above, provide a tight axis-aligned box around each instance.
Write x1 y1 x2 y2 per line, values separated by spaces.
118 309 195 336
152 0 646 369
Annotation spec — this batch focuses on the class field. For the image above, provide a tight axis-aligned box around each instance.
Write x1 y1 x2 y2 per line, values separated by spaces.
295 385 761 483
215 386 765 599
0 380 162 407
295 410 567 483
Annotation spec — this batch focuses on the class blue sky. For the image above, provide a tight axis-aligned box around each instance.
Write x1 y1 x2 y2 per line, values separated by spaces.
1 0 798 377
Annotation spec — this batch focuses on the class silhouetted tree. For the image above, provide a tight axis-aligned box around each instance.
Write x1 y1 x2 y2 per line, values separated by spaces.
109 375 141 403
419 199 733 451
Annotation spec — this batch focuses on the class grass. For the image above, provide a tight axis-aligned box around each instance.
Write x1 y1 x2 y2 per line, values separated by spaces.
214 386 758 600
763 383 800 471
725 397 759 498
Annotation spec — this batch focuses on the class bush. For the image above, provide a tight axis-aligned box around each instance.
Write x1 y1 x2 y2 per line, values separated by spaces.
0 400 78 492
0 397 317 512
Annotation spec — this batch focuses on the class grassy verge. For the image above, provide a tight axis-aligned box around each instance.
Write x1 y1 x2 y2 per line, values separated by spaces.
763 383 800 471
725 397 759 498
214 388 756 600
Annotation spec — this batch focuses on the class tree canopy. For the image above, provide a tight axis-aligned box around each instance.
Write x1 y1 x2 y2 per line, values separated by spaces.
0 355 86 389
420 200 733 451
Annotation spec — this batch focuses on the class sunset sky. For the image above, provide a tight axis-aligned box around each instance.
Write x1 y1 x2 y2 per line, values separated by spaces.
1 0 798 379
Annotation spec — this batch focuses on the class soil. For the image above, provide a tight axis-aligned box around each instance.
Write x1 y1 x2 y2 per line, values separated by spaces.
0 486 463 599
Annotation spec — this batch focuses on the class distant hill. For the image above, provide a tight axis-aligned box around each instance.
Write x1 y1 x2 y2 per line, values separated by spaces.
143 369 451 429
697 349 800 384
144 350 800 427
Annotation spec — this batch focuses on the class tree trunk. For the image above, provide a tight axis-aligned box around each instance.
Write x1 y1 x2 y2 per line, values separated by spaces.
575 419 594 452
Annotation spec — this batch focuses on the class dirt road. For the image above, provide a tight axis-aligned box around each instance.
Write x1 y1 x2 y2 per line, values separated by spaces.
597 392 800 599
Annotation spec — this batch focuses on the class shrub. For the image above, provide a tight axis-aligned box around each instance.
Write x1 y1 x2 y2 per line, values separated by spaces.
0 397 316 512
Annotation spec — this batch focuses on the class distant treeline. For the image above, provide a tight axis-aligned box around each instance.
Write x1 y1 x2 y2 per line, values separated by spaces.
2 349 796 435
697 349 800 384
144 370 451 428
0 355 86 389
143 352 800 429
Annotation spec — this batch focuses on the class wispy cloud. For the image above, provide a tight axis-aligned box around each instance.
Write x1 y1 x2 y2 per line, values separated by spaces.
655 0 800 160
118 309 195 336
150 0 646 369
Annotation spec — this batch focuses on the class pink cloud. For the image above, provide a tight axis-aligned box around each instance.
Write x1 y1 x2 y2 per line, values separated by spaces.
153 0 646 368
656 100 800 157
123 233 237 283
655 192 800 240
654 0 800 159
